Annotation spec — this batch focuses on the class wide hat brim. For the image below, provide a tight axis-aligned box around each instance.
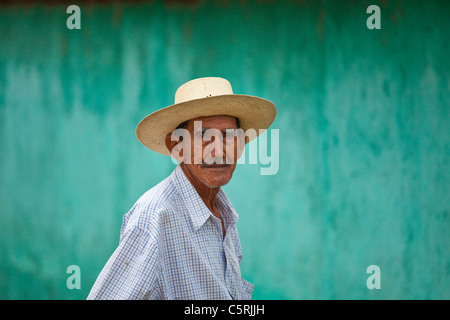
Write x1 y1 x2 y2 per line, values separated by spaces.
136 94 277 156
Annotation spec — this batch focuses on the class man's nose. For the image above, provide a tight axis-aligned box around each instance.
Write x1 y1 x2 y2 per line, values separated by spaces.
210 135 224 159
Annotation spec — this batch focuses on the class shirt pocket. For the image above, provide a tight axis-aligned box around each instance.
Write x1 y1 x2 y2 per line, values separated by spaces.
240 278 255 300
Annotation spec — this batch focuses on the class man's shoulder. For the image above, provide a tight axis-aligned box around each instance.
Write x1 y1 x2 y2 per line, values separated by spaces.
121 172 180 236
136 175 178 210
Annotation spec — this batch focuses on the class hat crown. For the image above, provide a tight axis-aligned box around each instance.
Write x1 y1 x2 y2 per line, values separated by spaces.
175 77 234 104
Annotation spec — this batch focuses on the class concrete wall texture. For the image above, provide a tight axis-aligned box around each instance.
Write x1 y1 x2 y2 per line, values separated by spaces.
0 0 448 299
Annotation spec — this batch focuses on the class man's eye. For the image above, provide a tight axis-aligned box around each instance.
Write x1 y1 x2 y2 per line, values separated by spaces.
225 130 237 138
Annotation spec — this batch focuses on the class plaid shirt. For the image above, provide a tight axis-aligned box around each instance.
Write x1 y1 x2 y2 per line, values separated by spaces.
87 165 254 300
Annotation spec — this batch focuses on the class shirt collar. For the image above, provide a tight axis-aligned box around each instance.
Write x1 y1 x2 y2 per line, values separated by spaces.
170 165 239 231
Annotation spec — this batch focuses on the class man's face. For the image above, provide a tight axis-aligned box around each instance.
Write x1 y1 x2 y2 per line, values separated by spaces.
175 115 244 188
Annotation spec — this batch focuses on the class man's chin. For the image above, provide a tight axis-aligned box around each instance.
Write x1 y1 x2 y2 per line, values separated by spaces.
200 169 233 188
203 181 230 189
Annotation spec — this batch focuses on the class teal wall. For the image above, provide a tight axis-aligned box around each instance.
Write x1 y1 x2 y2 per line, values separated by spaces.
0 0 449 299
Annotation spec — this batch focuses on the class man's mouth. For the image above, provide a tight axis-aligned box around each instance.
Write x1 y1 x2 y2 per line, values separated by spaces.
201 163 229 168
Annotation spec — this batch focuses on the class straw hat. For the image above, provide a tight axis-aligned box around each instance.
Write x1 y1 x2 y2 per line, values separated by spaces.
136 77 277 156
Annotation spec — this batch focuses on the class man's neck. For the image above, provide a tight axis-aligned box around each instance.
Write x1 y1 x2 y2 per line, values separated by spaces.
179 164 227 238
179 164 220 213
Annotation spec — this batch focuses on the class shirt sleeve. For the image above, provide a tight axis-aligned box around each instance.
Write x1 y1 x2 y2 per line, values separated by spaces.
87 225 160 300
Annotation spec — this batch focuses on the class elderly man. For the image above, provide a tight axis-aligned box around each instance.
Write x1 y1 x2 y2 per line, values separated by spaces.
87 77 276 300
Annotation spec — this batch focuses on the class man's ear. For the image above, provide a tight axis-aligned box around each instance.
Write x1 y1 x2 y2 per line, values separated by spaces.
165 133 179 155
165 131 191 163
